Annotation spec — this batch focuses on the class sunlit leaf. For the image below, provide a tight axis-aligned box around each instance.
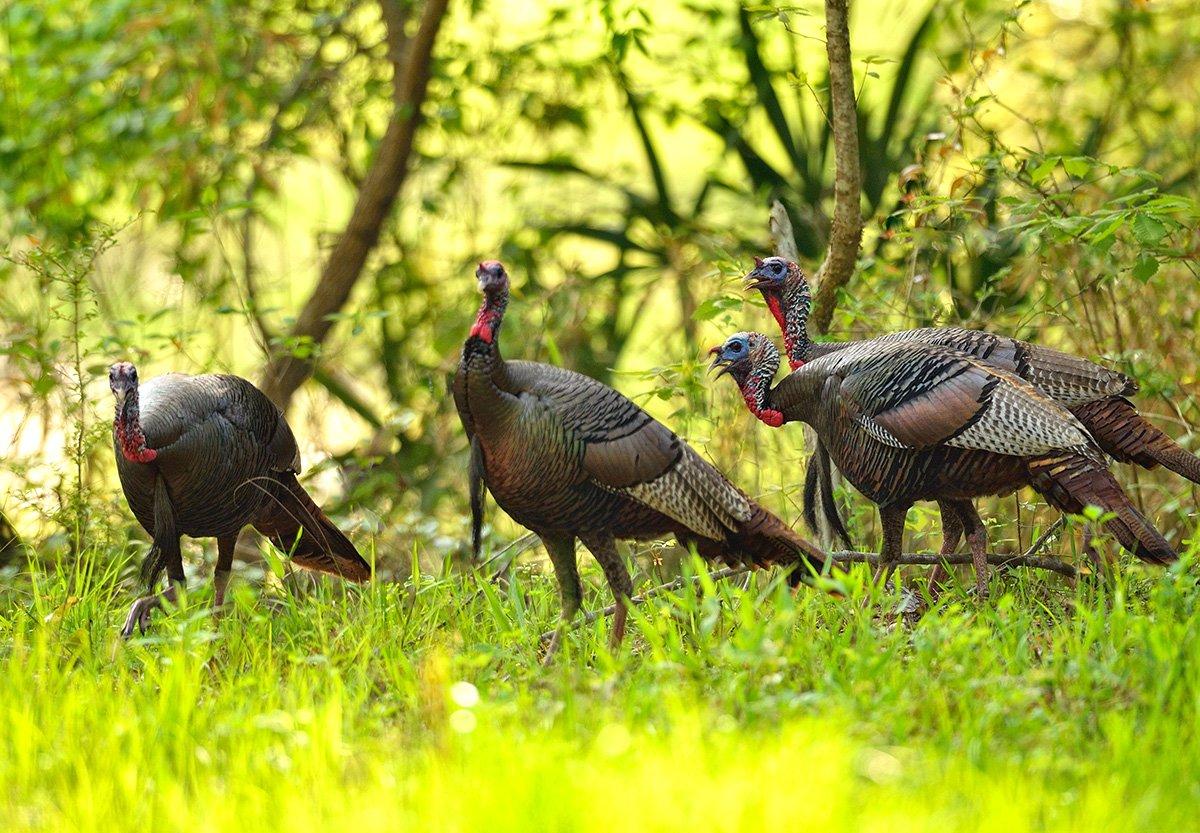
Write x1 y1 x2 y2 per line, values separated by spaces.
1132 255 1159 283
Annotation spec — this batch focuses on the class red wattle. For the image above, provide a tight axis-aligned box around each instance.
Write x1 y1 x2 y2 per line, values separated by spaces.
765 295 786 333
127 446 158 463
115 419 159 464
759 409 785 428
469 320 493 343
470 309 497 343
788 358 805 371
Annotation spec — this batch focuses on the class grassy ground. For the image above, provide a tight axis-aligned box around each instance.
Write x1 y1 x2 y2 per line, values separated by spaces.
1 544 1199 832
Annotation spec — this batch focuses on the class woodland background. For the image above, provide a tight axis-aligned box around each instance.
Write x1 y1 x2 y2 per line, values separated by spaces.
1 0 1198 580
2 2 1200 831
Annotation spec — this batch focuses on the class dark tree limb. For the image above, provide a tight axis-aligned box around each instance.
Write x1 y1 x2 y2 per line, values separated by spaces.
810 0 863 335
259 0 450 409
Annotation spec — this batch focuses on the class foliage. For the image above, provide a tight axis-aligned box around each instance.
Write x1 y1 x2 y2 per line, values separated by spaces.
1 1 1200 825
1 552 1200 830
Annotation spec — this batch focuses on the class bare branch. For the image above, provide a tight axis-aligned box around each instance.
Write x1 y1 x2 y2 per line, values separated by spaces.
769 198 800 263
239 5 363 354
259 0 450 409
811 0 863 335
538 546 1078 642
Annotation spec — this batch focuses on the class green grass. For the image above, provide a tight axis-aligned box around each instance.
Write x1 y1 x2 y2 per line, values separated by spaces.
1 545 1199 831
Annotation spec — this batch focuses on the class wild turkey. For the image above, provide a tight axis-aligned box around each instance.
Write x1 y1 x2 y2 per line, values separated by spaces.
452 261 828 657
709 332 1176 595
747 255 1197 581
109 362 370 637
747 255 1200 480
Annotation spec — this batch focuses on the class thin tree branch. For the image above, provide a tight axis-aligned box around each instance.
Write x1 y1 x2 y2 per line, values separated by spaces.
769 198 800 263
259 0 450 409
771 197 840 551
537 545 1078 642
828 548 1077 579
242 8 362 349
810 0 863 335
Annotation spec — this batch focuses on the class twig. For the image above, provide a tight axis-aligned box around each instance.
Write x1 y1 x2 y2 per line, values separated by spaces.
484 532 541 581
827 548 1076 579
536 542 1079 642
1017 516 1066 562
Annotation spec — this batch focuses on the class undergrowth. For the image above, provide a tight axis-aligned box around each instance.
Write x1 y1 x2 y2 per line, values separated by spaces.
0 545 1197 831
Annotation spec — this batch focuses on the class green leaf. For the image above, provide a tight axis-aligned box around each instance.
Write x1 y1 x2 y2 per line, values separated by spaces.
1030 156 1060 184
1132 214 1168 246
1088 214 1124 243
1132 255 1159 283
692 296 739 322
1062 156 1091 178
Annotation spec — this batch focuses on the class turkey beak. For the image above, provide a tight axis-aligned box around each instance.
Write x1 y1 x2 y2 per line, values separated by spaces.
707 346 731 378
744 269 774 292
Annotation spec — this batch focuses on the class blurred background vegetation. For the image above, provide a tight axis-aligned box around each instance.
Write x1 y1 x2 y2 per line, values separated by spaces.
1 0 1197 584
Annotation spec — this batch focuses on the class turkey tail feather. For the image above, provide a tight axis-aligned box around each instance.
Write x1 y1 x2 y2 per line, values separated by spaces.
1029 453 1176 565
734 503 828 582
253 473 371 581
802 440 852 550
802 449 820 541
139 546 168 589
1072 398 1200 485
469 436 486 560
1152 444 1200 486
815 441 853 549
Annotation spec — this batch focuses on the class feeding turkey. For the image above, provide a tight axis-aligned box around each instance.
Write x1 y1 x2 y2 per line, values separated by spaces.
709 332 1176 596
109 362 371 637
453 261 830 659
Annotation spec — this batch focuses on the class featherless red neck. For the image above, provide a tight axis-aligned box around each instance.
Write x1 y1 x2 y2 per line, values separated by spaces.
747 257 811 371
468 260 510 345
740 366 785 428
109 362 156 463
711 334 786 428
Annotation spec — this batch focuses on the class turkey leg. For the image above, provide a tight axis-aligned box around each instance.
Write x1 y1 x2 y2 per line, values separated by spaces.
121 476 184 638
541 534 582 664
581 531 633 651
926 499 966 603
874 505 908 591
213 534 237 612
958 502 991 598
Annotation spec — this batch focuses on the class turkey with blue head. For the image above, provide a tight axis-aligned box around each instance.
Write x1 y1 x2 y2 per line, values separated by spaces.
709 331 1176 596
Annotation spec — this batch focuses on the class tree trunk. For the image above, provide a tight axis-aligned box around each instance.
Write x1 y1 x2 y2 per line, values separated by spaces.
810 0 863 336
259 0 450 410
772 200 841 551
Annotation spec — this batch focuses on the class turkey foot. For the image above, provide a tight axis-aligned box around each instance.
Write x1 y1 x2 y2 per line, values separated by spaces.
542 625 567 666
608 600 627 651
120 583 178 638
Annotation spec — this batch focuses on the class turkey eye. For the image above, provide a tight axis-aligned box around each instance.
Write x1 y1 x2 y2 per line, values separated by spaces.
732 343 743 352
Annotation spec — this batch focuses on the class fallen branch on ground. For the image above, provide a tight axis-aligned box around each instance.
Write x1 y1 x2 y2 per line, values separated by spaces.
536 540 1077 643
